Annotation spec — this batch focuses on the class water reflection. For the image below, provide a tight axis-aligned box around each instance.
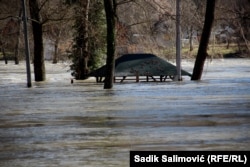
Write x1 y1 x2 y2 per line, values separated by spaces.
0 59 250 166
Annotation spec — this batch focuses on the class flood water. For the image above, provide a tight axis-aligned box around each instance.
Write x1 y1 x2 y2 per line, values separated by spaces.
0 59 250 166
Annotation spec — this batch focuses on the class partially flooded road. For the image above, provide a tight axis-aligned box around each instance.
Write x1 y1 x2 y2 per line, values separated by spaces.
0 59 250 166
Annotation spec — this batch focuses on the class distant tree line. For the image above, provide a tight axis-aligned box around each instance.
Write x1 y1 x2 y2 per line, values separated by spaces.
0 0 249 88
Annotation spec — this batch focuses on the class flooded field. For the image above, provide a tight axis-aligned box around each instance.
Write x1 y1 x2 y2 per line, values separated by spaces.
0 59 250 166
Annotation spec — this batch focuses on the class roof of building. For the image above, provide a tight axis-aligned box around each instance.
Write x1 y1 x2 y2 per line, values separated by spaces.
89 53 192 77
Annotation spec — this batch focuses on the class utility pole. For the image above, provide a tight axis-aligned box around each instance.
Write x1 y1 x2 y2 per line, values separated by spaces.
22 0 32 87
176 0 182 81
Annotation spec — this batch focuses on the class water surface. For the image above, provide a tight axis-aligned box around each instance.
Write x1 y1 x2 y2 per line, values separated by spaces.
0 59 249 166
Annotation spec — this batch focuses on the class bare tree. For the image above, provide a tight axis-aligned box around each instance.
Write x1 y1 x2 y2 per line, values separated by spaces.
214 0 249 53
14 8 23 64
191 0 217 80
104 0 117 89
234 0 250 52
116 0 176 57
29 0 46 81
42 1 74 64
28 0 72 81
181 0 204 52
0 0 22 64
75 0 91 79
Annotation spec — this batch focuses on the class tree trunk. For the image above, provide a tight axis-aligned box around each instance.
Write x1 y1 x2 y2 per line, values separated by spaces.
191 0 216 80
2 48 8 64
103 0 116 89
14 36 20 65
239 25 250 52
29 0 46 81
74 0 90 79
189 26 194 51
80 0 90 79
14 8 23 65
53 38 59 64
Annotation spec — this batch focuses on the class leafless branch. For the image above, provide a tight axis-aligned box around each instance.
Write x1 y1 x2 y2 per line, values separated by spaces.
0 15 20 21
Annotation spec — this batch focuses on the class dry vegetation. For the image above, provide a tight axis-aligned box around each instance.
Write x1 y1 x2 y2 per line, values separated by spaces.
0 0 249 62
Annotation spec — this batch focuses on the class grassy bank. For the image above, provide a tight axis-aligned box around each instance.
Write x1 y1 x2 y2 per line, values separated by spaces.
160 43 249 59
182 44 249 59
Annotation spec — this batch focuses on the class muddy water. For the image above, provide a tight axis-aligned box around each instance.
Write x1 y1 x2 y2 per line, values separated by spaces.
0 59 250 167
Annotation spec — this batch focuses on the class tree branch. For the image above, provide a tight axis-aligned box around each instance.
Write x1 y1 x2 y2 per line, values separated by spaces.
0 15 20 21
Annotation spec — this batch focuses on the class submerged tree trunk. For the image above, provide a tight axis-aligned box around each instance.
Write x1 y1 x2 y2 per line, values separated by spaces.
103 0 116 89
2 48 8 64
191 0 216 80
74 0 90 79
29 0 46 81
80 0 90 79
